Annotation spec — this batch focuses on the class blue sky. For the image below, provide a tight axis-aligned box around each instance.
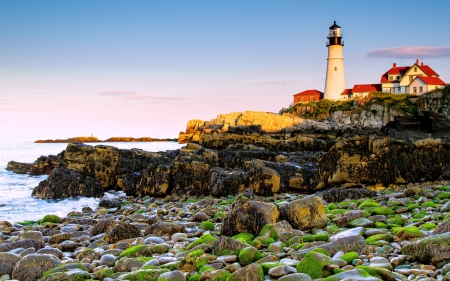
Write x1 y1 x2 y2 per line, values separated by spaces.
1 1 449 140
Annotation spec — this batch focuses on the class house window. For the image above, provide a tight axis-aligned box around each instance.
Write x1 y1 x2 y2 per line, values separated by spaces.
414 67 417 72
419 86 423 93
398 87 401 92
298 97 302 101
397 76 400 80
413 87 417 93
409 76 413 82
405 86 409 93
334 67 337 71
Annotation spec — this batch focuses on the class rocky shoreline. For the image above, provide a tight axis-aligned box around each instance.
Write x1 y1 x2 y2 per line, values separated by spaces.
35 137 177 143
2 181 450 280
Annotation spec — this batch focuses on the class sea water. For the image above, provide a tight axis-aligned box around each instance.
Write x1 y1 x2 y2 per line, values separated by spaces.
0 140 184 223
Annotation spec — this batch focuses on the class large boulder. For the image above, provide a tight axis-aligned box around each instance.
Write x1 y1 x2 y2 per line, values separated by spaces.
29 155 60 176
32 168 104 199
280 195 327 230
317 112 450 188
0 252 20 276
221 200 279 237
5 161 31 174
402 232 450 267
12 254 61 281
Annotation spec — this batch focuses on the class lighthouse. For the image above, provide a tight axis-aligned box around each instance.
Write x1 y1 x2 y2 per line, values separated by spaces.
324 21 346 100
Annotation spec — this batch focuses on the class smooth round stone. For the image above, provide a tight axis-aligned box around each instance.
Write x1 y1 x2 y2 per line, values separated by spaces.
116 242 129 250
99 254 116 266
142 259 160 267
19 247 35 257
171 233 187 242
441 201 450 212
157 270 186 281
268 242 284 254
36 247 63 259
268 265 297 278
144 236 164 244
277 273 312 281
279 258 299 267
9 248 24 254
158 257 177 264
131 214 146 221
101 249 123 256
217 255 238 263
72 231 92 238
23 231 44 243
132 237 145 245
61 225 82 233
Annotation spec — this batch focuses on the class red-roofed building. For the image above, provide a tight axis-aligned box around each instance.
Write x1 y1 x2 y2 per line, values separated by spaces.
409 76 446 94
293 90 324 104
340 88 353 100
352 84 382 98
380 59 442 94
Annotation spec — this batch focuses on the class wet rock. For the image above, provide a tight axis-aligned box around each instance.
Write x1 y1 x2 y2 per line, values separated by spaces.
36 248 63 259
321 268 382 280
0 239 45 252
29 155 59 176
212 236 247 256
90 217 116 236
191 212 208 222
32 168 104 199
322 187 376 202
6 161 31 174
99 254 117 266
277 273 312 281
226 262 264 281
208 168 248 196
157 270 186 281
103 222 141 243
402 232 450 267
280 195 326 230
98 199 121 208
0 252 20 276
146 222 186 236
48 233 72 245
433 218 450 234
221 200 279 236
12 254 61 281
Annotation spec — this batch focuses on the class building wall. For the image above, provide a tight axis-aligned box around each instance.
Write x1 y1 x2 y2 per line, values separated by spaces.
409 79 427 94
324 45 346 100
293 93 321 104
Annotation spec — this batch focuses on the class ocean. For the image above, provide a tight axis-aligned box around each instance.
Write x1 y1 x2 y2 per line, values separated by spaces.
0 139 184 223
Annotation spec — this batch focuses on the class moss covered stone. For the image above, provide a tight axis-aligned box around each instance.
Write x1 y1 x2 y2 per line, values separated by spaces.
356 265 395 281
226 263 263 281
423 201 437 208
259 262 285 274
40 214 60 224
296 251 336 279
340 252 359 264
199 221 215 231
187 273 201 281
366 233 393 245
322 268 382 281
392 226 424 239
232 233 255 243
359 199 381 209
118 268 170 281
186 233 217 250
238 246 262 266
386 215 405 227
119 245 151 258
371 207 394 216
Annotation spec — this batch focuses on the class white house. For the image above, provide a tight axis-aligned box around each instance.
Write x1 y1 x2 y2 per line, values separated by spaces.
380 59 441 94
409 76 446 94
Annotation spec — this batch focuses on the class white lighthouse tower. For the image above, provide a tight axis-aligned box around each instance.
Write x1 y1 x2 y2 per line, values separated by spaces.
324 21 346 100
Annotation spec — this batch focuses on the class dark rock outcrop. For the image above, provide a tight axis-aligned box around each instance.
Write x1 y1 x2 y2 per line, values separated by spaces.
5 161 31 174
322 187 376 203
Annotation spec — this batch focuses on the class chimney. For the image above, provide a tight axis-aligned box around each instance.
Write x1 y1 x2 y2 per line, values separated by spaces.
416 59 419 64
421 62 424 66
393 63 396 68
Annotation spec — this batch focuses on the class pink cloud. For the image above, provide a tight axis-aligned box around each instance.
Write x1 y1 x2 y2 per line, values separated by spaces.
100 90 135 96
365 46 450 59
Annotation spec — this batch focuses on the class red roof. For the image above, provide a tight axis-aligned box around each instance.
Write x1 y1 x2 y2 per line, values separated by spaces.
381 61 439 83
352 84 382 93
414 76 446 85
341 89 353 95
419 65 438 76
293 89 324 97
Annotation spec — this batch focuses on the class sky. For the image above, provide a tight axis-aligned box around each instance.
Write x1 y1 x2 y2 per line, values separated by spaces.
1 1 450 140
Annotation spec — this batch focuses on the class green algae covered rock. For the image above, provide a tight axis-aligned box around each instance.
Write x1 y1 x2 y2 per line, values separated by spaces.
258 220 294 241
260 262 286 274
239 246 263 266
296 251 336 279
392 226 424 239
40 263 90 281
359 199 381 209
370 206 394 216
118 268 170 281
119 244 152 258
349 218 375 228
212 236 247 256
340 251 359 264
232 233 255 243
12 254 61 281
322 268 382 281
199 221 215 231
366 233 393 245
187 233 217 250
356 265 396 281
402 232 450 266
226 263 264 281
40 214 60 224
